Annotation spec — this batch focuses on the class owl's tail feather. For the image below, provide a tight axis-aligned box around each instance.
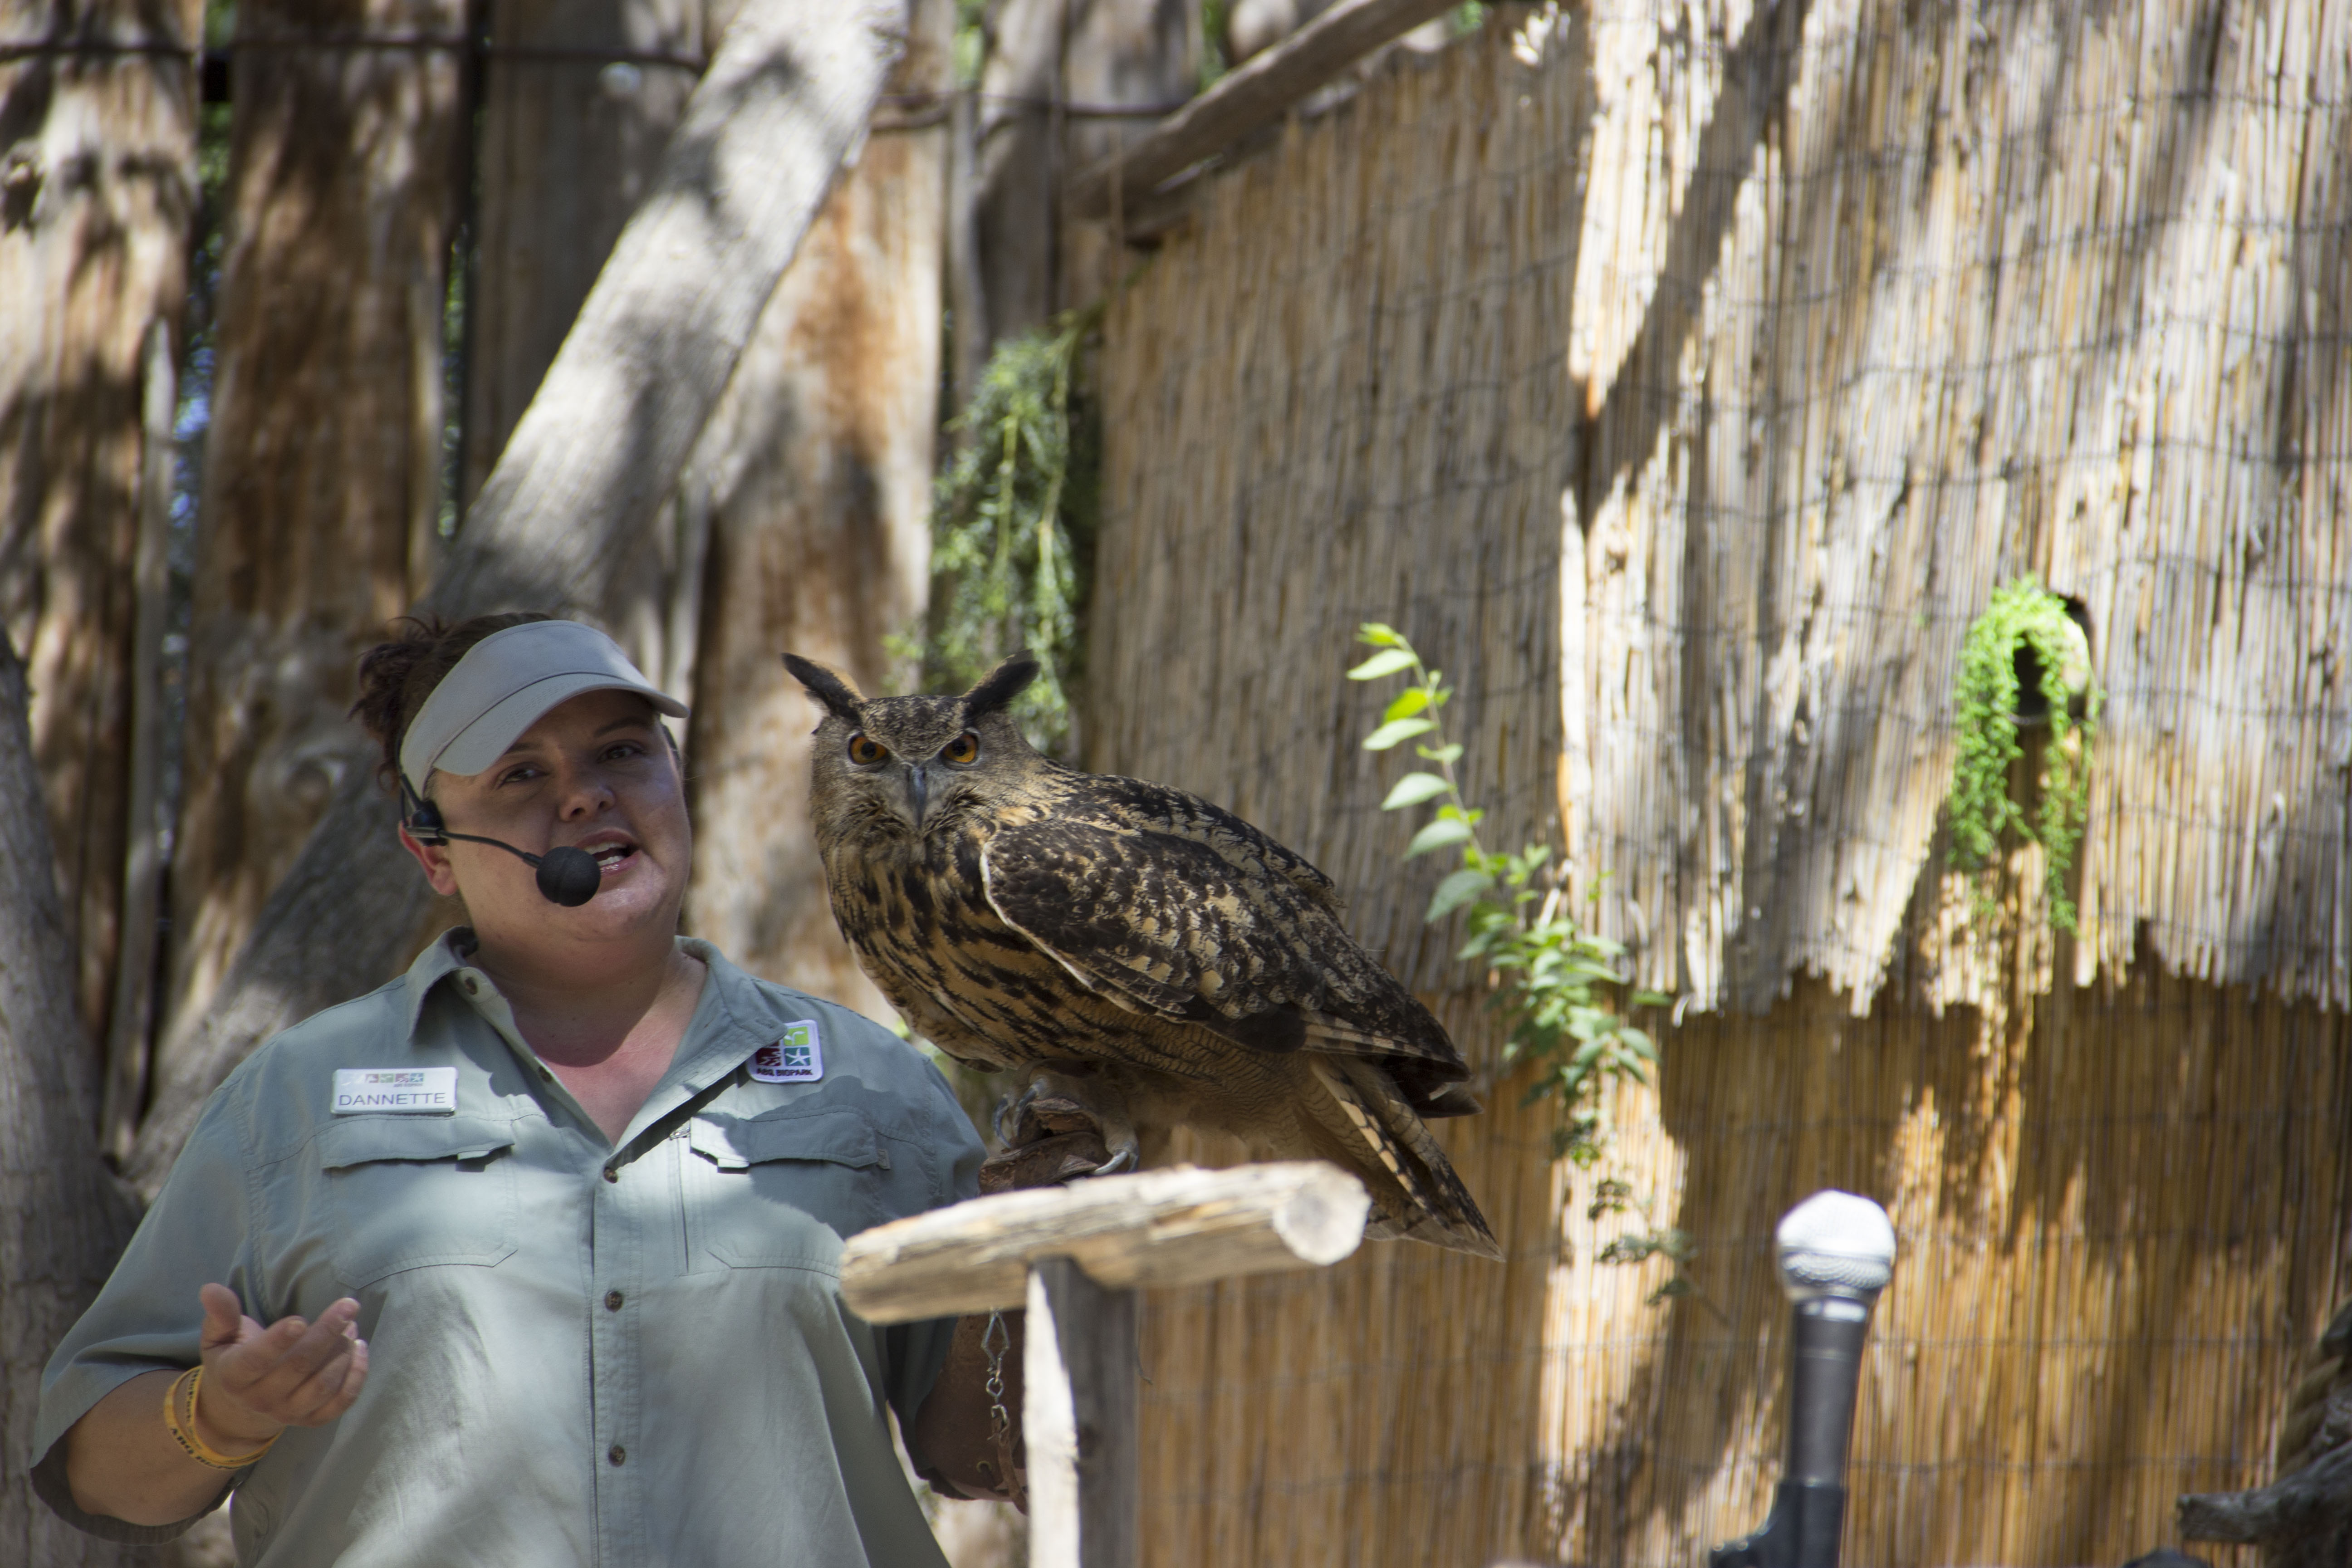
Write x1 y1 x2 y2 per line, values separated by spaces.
1308 1058 1504 1260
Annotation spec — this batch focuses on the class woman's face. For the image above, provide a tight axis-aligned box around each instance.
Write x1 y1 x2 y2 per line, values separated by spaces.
400 689 691 960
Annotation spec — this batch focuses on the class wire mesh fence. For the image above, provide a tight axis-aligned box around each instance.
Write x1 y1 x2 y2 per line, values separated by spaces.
1092 2 2352 1562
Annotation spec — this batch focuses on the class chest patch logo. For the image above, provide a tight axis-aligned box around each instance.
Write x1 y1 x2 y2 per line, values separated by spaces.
749 1022 823 1084
332 1066 457 1114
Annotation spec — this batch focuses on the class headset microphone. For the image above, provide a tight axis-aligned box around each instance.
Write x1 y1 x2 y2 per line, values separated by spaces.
401 778 603 908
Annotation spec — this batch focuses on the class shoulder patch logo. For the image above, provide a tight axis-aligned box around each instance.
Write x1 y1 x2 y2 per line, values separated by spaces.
749 1021 823 1084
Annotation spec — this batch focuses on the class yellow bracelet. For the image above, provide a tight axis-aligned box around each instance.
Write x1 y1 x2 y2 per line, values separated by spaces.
162 1366 279 1470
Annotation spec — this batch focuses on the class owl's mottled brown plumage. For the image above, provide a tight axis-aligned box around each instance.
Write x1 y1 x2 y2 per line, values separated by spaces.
780 649 1501 1259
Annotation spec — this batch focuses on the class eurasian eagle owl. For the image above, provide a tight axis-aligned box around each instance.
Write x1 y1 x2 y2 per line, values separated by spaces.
782 649 1500 1258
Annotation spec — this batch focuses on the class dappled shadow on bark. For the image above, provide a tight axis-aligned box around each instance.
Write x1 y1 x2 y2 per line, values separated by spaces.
1 23 198 1065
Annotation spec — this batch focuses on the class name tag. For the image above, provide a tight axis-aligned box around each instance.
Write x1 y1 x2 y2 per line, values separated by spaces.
332 1067 458 1115
749 1022 823 1084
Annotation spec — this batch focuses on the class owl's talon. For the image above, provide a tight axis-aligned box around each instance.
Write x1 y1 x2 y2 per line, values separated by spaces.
985 1065 1141 1185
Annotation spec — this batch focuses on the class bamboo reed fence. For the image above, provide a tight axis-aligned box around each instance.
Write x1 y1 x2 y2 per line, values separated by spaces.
1091 4 2352 1562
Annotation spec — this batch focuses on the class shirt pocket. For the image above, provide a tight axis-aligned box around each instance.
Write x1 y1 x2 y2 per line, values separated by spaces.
318 1115 519 1287
686 1107 895 1263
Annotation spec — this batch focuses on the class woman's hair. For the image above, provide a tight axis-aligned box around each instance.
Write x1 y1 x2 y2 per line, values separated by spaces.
350 612 553 791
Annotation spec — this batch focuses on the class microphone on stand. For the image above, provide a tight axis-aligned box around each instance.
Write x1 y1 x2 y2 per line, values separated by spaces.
1708 1190 1899 1568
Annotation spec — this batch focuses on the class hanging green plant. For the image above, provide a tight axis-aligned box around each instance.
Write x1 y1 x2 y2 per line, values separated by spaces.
1947 579 2101 931
916 304 1102 759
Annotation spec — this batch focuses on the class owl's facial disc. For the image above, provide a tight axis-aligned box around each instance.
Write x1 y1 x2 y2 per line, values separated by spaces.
844 732 925 829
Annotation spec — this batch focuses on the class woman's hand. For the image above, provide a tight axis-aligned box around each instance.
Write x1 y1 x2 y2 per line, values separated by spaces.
63 1285 370 1527
193 1283 369 1450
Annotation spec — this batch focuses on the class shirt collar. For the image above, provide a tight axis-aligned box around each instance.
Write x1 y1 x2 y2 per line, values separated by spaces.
396 927 475 1039
397 929 759 1035
394 929 781 1145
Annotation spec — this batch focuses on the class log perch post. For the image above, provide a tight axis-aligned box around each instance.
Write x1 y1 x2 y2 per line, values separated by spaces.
1027 1259 1140 1568
840 1161 1371 1568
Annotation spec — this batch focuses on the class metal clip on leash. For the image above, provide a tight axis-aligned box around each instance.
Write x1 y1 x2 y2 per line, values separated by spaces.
981 1308 1025 1510
1708 1191 1899 1568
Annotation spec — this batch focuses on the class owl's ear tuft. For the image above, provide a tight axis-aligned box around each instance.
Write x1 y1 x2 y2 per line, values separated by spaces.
961 650 1040 719
781 653 866 725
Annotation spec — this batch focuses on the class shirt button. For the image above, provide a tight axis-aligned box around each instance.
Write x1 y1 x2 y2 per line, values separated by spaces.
608 1445 627 1467
605 1290 624 1311
461 975 479 995
603 1166 618 1183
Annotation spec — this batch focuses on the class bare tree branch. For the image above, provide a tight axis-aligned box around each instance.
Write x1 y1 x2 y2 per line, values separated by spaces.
2180 1439 2352 1568
1063 0 1457 220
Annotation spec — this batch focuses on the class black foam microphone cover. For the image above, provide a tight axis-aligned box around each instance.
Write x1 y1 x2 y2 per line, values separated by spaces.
535 846 603 907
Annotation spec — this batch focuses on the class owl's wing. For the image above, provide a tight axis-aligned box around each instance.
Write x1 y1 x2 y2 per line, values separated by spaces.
979 816 1466 1080
1056 771 1352 919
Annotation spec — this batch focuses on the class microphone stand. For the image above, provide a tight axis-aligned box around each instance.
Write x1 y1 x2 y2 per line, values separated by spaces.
1708 1191 1898 1568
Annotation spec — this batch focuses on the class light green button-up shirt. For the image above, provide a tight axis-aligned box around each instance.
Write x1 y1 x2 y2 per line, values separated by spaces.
34 933 983 1568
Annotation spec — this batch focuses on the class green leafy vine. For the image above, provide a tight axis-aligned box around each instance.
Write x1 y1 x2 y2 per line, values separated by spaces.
1947 580 2101 931
1348 624 1668 1168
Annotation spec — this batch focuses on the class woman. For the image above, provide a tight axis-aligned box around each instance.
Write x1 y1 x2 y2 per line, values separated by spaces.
31 614 1008 1565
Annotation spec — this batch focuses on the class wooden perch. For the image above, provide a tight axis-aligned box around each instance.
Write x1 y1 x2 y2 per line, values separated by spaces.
1028 1259 1137 1568
2180 1438 2352 1566
1062 0 1461 220
839 1161 1369 1323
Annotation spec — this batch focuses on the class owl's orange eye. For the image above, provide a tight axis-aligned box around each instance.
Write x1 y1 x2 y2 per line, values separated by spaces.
847 734 889 765
941 731 980 766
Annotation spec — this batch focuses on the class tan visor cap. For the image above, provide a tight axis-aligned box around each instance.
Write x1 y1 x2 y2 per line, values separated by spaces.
398 621 688 791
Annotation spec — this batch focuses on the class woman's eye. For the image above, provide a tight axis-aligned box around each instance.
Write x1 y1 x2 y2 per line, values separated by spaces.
942 731 980 766
848 734 889 765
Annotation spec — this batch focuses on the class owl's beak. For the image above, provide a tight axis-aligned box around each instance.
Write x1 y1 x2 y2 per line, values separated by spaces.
904 760 931 827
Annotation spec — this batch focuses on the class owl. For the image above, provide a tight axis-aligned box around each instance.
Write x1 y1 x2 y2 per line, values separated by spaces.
780 649 1501 1259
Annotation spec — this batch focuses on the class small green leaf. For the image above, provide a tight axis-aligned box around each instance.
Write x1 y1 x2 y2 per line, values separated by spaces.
1382 687 1431 721
1358 622 1405 648
1425 867 1496 922
1363 717 1436 750
1381 772 1451 810
1416 742 1465 764
1348 649 1417 681
1404 818 1473 858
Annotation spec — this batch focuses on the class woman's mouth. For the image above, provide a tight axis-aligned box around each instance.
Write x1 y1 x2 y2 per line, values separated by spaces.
577 838 638 876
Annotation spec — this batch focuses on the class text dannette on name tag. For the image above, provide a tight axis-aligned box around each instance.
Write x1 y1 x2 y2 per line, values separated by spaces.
332 1066 458 1115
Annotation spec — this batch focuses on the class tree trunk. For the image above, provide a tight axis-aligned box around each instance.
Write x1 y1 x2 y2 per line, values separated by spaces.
0 0 203 1067
679 0 948 1008
0 628 148 1563
972 0 1063 344
971 0 1192 347
459 0 706 517
1054 0 1192 309
161 0 466 1081
127 0 914 1194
